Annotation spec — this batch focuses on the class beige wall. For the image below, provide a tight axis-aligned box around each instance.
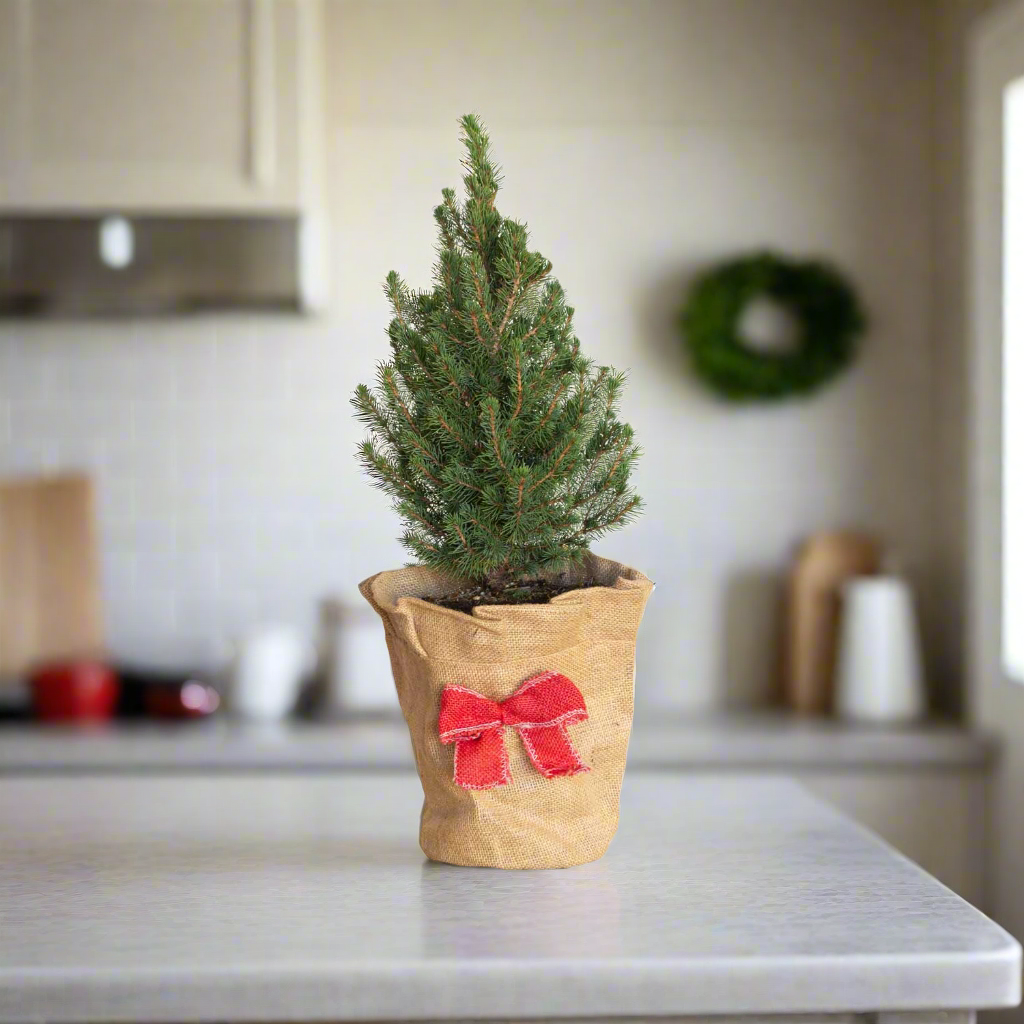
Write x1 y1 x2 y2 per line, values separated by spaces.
0 0 940 711
932 0 1010 716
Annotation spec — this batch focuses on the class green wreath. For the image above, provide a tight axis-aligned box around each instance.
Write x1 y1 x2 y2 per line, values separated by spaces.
680 252 866 401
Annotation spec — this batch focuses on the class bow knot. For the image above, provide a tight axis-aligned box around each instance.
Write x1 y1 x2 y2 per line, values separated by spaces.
439 671 590 790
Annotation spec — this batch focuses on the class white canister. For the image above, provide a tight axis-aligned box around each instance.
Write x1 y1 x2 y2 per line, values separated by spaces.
228 625 315 722
320 600 398 716
835 576 927 722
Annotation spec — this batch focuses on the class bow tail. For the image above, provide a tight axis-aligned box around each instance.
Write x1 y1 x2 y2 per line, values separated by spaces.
452 727 511 790
517 721 590 778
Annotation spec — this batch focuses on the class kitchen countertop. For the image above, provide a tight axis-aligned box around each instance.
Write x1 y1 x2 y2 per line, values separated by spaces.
0 712 996 773
0 773 1018 1023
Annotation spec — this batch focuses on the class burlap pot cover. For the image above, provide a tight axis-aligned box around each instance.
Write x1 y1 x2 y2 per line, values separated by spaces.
359 553 653 869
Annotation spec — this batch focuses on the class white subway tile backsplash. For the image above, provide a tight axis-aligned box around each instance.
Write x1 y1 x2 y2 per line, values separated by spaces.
2 353 53 403
0 441 60 474
98 439 177 484
134 557 220 611
109 588 177 631
101 552 137 598
10 401 128 443
51 442 106 477
174 516 252 555
101 516 177 555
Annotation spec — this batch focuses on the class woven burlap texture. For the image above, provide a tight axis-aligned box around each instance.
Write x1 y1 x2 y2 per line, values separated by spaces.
359 553 653 869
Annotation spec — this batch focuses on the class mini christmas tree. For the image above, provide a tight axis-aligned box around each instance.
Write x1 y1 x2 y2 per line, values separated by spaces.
353 115 642 599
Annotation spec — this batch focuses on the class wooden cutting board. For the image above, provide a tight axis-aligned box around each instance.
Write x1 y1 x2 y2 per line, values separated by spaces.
783 531 881 715
0 474 105 680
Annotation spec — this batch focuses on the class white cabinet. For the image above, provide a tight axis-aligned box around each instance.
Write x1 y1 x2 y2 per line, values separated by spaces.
799 770 988 909
0 0 324 213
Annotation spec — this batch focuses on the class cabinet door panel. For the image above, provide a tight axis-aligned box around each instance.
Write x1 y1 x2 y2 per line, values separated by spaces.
7 0 302 211
800 771 988 909
30 1 246 168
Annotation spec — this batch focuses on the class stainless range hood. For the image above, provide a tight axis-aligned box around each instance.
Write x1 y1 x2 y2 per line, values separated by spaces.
0 215 311 317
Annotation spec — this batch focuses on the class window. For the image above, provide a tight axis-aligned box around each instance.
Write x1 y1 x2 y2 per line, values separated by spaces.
1003 77 1024 681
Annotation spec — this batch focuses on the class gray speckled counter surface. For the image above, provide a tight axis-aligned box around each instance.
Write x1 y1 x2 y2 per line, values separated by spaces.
0 773 1018 1023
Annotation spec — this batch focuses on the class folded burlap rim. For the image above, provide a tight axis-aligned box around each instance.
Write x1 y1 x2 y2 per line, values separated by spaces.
360 553 653 665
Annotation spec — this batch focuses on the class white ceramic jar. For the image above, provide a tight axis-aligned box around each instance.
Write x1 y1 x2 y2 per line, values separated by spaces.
835 576 927 722
227 626 314 722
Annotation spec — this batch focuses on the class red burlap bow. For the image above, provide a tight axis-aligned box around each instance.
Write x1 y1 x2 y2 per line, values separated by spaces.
438 671 591 790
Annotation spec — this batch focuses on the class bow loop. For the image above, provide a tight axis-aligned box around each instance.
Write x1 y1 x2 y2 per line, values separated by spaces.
438 672 590 789
500 671 590 728
438 687 502 742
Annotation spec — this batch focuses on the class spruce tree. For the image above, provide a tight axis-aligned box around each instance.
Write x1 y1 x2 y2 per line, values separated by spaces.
353 115 642 595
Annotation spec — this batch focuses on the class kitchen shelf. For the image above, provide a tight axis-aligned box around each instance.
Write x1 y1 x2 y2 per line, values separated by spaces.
0 711 996 774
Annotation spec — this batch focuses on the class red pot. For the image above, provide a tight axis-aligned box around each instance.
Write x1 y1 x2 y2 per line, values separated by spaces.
30 661 119 723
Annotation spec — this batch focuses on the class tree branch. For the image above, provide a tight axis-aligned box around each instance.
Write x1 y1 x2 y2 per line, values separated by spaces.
495 260 522 343
563 496 642 542
487 404 507 470
506 352 523 435
451 520 477 556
